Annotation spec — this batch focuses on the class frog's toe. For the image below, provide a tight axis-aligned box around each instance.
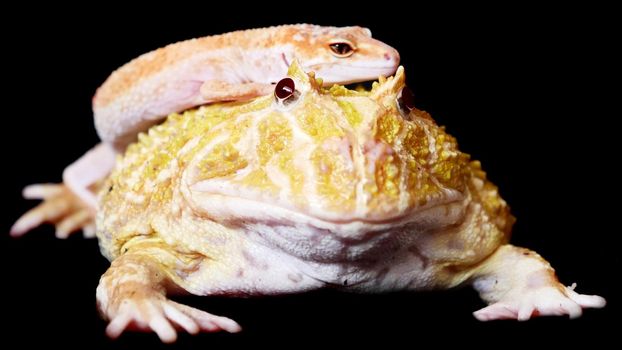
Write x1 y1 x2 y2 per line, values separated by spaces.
106 297 240 343
106 297 177 343
474 284 605 321
565 284 607 309
167 300 242 333
473 302 517 321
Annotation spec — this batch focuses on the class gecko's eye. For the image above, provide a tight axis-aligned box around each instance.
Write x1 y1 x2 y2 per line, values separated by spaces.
328 40 355 58
397 86 416 119
274 78 297 104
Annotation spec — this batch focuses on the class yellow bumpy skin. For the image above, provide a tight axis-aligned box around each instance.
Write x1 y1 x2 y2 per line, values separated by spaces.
98 62 501 252
90 61 605 342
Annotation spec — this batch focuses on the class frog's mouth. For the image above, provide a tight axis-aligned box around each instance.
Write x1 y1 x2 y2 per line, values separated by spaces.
187 179 465 231
186 133 465 228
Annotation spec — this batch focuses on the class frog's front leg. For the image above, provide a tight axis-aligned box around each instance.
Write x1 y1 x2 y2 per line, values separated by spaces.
96 250 241 343
470 244 606 321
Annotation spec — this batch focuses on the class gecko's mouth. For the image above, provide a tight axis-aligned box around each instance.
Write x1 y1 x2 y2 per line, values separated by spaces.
309 63 399 85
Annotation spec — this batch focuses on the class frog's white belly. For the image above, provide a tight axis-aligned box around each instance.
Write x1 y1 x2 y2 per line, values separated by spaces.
180 200 468 296
183 235 442 296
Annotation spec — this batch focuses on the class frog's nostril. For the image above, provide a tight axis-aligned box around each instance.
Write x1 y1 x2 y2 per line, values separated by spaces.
384 53 391 61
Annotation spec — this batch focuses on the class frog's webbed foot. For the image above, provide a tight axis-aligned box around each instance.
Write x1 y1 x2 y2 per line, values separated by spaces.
11 183 95 238
473 283 606 321
106 296 241 343
471 245 606 321
98 252 241 343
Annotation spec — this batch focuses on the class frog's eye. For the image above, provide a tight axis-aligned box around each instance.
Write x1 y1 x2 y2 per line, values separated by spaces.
275 78 295 100
397 86 416 119
274 78 298 104
328 40 355 58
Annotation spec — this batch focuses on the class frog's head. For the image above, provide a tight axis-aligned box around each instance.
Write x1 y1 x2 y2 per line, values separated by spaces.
283 25 400 85
185 61 469 231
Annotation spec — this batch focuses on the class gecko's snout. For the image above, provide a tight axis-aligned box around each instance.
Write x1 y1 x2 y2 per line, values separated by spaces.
384 46 400 67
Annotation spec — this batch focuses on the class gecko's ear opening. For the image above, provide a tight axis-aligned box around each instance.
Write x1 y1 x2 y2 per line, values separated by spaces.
286 60 321 93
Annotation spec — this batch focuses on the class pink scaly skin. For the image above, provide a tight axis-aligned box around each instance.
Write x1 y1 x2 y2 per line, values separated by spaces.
13 24 400 237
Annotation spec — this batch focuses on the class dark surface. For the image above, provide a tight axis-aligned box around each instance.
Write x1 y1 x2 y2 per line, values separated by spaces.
3 6 617 348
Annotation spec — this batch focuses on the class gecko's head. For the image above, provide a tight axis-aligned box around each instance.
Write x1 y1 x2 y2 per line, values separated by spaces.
285 25 400 85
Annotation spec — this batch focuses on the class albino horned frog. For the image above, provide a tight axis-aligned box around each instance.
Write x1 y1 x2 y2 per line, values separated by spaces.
14 61 604 342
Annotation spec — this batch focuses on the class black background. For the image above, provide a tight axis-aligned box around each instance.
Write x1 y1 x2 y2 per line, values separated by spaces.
2 5 618 349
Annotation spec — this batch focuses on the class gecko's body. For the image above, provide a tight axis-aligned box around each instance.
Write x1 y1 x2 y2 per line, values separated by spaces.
11 24 399 223
94 24 399 150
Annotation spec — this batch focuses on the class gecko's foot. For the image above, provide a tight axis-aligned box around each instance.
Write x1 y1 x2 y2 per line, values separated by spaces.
473 284 606 321
11 183 95 238
105 296 241 343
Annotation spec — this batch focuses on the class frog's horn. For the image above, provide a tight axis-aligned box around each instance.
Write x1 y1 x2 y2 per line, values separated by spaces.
287 59 321 92
370 66 406 100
